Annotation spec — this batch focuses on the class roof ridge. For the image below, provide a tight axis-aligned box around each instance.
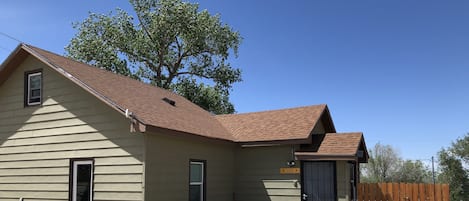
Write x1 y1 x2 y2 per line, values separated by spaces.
22 44 182 98
216 104 327 117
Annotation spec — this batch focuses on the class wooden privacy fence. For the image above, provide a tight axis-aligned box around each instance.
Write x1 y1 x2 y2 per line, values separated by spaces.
357 183 449 201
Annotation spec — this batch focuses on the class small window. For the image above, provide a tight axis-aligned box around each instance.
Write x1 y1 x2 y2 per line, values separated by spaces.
24 70 42 106
189 160 206 201
70 159 94 201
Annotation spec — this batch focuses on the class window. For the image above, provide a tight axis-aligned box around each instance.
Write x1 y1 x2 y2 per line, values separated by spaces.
189 160 206 201
24 70 42 106
70 159 94 201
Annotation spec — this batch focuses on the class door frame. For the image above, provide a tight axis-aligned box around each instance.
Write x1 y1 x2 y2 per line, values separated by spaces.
300 161 337 201
348 161 358 201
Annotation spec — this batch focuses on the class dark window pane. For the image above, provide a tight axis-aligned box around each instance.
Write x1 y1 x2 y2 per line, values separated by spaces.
76 164 91 201
190 164 202 182
26 73 41 105
29 97 40 104
29 75 41 89
31 89 40 97
189 185 201 201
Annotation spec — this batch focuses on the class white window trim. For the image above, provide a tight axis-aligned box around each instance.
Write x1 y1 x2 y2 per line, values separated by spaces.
190 161 204 201
72 160 93 201
27 72 41 106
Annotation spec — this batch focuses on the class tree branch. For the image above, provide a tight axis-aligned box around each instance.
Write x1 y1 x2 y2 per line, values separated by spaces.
133 1 156 44
163 36 185 88
175 71 212 79
182 48 212 58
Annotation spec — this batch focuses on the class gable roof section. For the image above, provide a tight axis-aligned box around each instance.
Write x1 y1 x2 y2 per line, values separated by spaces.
0 44 234 141
216 105 335 142
295 132 369 162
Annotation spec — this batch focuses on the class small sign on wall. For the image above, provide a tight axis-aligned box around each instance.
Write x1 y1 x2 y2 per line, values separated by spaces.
280 167 300 174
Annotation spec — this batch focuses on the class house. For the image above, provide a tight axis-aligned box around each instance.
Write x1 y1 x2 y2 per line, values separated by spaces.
0 44 368 201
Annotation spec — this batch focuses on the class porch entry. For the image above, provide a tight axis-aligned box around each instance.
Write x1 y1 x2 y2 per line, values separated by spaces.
301 161 336 201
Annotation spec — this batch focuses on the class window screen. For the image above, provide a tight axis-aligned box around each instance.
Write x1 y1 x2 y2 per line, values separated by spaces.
25 71 42 106
189 161 205 201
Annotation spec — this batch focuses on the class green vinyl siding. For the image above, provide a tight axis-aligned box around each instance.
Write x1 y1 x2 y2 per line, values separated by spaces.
235 145 301 201
144 132 235 201
0 56 144 201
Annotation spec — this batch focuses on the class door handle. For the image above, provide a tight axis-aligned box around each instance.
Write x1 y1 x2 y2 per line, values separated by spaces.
302 193 308 201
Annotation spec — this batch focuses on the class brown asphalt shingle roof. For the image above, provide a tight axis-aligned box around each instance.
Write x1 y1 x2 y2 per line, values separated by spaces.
216 105 327 142
23 44 234 141
0 44 346 144
317 132 364 155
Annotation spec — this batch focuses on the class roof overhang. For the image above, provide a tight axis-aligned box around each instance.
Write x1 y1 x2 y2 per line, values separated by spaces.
357 136 369 163
295 152 358 161
146 125 234 144
321 105 336 133
0 44 28 86
238 138 310 147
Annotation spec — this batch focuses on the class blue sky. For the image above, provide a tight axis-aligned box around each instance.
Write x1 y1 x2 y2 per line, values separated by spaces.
1 0 468 162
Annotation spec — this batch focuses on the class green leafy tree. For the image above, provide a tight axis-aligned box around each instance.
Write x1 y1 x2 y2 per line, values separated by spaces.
66 0 242 114
451 134 469 163
361 143 401 182
361 143 433 183
394 160 432 183
438 134 469 201
173 78 234 114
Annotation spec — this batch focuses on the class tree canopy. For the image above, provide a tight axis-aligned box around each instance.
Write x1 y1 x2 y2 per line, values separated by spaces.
393 159 432 183
438 133 469 201
66 0 242 114
361 143 432 183
361 143 401 182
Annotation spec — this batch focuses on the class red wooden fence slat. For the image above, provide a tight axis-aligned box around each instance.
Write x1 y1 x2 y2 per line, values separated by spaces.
392 183 400 201
386 183 393 201
364 182 370 201
442 184 449 201
419 183 426 201
370 184 379 201
426 184 435 201
412 184 418 201
435 184 442 201
376 183 384 201
399 183 406 201
358 183 364 201
405 183 412 200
